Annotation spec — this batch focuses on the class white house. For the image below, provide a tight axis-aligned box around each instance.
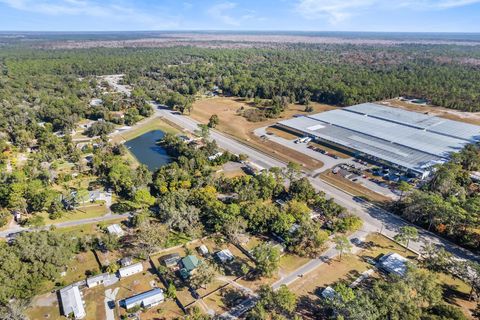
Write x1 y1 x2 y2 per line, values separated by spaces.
59 285 86 319
107 224 125 237
123 288 164 310
119 262 143 278
197 245 209 256
86 273 110 288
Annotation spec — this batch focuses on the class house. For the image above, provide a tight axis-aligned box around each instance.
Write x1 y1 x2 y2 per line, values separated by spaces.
160 253 181 268
107 224 125 237
88 190 101 202
208 152 223 161
86 273 110 288
123 288 164 310
120 256 133 267
59 285 86 319
377 252 408 277
215 249 234 263
119 262 143 278
321 286 336 299
197 245 209 256
179 255 200 279
89 98 103 107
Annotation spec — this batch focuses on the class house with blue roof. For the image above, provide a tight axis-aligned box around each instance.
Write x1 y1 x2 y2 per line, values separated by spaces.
123 288 164 310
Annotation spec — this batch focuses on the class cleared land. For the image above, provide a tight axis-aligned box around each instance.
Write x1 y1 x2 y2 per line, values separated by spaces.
191 97 333 170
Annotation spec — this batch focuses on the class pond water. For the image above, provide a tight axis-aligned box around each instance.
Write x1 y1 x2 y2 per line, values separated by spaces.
125 130 172 171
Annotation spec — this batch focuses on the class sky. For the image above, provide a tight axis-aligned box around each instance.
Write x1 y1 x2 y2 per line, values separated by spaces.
0 0 479 32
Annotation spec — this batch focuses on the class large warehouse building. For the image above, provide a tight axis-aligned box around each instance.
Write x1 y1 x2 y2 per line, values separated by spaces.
278 103 480 178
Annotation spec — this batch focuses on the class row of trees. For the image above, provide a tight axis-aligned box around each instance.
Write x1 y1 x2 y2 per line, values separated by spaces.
397 144 480 251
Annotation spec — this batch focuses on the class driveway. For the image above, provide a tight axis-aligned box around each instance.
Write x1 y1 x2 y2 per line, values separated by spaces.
104 287 119 320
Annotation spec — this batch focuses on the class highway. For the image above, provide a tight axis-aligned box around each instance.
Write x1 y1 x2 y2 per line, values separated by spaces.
154 103 479 263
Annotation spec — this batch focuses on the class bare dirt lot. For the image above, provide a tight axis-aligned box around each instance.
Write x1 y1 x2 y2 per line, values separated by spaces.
191 97 334 170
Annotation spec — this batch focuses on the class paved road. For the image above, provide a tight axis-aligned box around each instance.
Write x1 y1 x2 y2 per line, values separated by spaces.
0 213 131 238
155 104 479 263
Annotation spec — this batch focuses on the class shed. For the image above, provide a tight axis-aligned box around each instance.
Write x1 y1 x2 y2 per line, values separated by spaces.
197 245 209 256
119 262 143 278
321 286 336 300
123 288 164 310
86 273 110 288
160 253 181 268
107 224 125 237
215 249 234 263
120 256 133 267
59 285 86 319
378 252 408 277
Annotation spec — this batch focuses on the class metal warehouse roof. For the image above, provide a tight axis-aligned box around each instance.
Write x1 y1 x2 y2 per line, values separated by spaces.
345 103 480 142
278 116 444 173
307 110 470 158
277 103 480 174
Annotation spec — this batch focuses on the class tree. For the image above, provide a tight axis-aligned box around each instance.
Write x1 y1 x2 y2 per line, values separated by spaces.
76 188 90 206
195 124 210 139
251 243 281 277
133 188 155 209
223 215 247 244
334 235 352 261
285 161 302 182
394 226 419 249
0 300 28 320
165 282 177 299
397 181 412 202
0 209 9 228
208 114 219 128
189 261 216 289
136 222 168 255
106 262 120 273
247 285 298 320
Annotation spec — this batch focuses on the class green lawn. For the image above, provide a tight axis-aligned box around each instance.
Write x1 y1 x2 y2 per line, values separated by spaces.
38 203 108 225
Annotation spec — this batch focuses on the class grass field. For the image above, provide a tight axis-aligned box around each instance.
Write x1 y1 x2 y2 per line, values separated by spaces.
38 203 108 225
191 96 332 170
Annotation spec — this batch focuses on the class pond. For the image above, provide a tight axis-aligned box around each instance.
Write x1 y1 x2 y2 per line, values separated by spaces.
125 130 172 171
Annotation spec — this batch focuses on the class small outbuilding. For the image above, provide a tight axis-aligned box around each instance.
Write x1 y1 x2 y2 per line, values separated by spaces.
215 249 234 264
120 256 133 267
119 262 143 278
321 286 336 300
107 224 125 237
197 245 209 256
377 252 408 277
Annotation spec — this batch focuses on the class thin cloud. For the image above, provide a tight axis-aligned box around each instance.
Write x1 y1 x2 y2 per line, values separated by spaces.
0 0 180 29
296 0 480 23
207 2 240 26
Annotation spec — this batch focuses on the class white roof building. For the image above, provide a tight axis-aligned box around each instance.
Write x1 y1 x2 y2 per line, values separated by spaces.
119 262 143 278
107 224 125 237
59 285 86 319
86 273 110 288
216 249 234 263
197 244 209 256
124 288 164 310
321 286 336 299
378 252 408 277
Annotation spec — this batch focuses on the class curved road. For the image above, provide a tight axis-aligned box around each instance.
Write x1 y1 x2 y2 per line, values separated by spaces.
153 103 479 263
